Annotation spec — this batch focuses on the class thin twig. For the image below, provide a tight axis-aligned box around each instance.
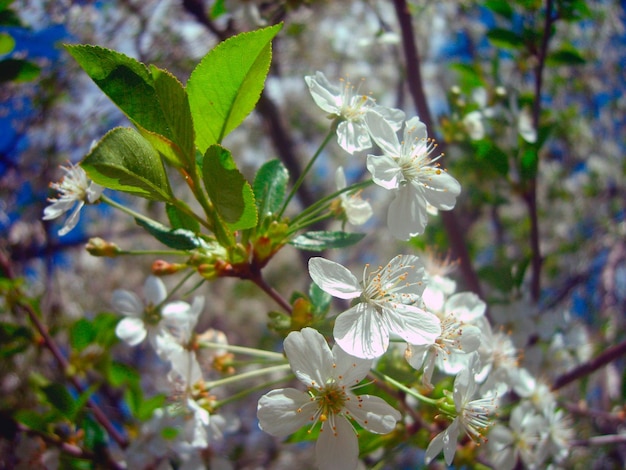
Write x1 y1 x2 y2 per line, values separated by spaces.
0 251 129 454
552 338 626 391
392 0 483 299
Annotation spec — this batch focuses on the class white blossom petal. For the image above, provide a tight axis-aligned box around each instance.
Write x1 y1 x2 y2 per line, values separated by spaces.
316 417 359 470
116 317 147 346
144 276 167 305
331 344 372 386
257 388 313 437
308 257 362 299
284 328 334 387
334 303 388 359
111 290 143 317
363 110 401 157
345 394 401 434
383 304 441 345
366 154 403 190
387 184 428 239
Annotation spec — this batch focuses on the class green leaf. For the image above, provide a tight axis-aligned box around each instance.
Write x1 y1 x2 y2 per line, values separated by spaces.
108 361 140 387
290 231 366 251
309 282 331 317
0 32 15 54
41 383 75 418
478 265 514 293
546 48 586 66
92 312 120 347
210 0 226 18
187 24 282 153
70 319 95 352
484 0 514 19
475 141 509 176
148 65 195 166
166 203 201 233
137 394 166 421
0 58 40 82
202 145 257 230
0 322 32 357
81 127 173 201
65 45 194 168
135 218 202 250
520 147 538 181
253 159 289 218
486 28 524 49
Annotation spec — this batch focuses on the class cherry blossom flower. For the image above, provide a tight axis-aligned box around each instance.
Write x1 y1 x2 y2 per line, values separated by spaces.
335 166 372 226
42 162 103 236
487 400 545 470
112 276 202 352
308 255 441 359
425 353 496 466
363 112 461 239
304 71 404 154
405 292 485 388
257 328 401 470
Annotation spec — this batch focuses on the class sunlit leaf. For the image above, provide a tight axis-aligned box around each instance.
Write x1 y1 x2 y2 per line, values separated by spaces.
290 231 365 251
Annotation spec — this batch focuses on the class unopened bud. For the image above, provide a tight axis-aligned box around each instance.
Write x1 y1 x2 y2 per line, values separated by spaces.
152 260 186 276
86 237 121 257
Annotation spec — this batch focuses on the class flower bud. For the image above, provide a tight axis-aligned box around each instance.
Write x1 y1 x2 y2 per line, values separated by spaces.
85 237 121 257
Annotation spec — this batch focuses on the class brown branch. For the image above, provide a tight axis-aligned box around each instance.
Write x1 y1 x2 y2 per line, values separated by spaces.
526 0 556 302
0 251 129 454
392 0 483 299
552 338 626 391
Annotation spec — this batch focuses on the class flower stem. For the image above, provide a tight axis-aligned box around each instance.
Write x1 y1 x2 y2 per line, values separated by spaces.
371 370 440 407
205 363 291 389
100 194 162 227
214 374 295 408
279 123 338 218
199 341 285 360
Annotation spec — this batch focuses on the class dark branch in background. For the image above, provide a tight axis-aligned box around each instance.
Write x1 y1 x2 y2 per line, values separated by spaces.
0 251 128 464
552 338 626 391
526 0 556 302
392 0 483 299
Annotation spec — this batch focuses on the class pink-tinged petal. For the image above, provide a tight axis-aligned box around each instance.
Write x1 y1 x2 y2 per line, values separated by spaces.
316 417 359 470
363 110 401 157
445 292 486 322
115 317 147 346
366 154 402 190
111 290 143 317
144 276 167 305
334 303 388 359
257 388 313 437
383 304 441 346
284 328 334 388
337 120 372 154
308 258 361 299
344 394 401 434
331 344 372 386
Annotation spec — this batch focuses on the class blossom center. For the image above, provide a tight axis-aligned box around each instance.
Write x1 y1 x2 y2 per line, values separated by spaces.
398 138 442 184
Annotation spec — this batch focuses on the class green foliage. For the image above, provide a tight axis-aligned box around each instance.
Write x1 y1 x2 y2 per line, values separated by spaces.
486 28 525 50
0 31 15 54
290 231 366 251
475 141 510 176
253 159 289 220
82 127 174 201
166 202 201 232
202 145 257 231
65 45 194 168
0 58 40 82
187 24 282 153
0 322 32 357
135 218 203 250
